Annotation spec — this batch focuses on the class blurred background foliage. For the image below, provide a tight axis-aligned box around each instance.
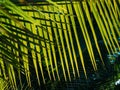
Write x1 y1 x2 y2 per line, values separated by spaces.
0 0 120 90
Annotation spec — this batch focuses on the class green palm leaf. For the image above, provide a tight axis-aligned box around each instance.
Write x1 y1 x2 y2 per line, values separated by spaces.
0 0 120 89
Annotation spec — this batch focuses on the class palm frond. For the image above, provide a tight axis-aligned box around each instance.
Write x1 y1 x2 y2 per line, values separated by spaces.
0 0 120 89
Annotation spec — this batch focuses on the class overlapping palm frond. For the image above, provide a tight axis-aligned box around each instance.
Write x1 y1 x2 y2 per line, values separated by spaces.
0 0 120 89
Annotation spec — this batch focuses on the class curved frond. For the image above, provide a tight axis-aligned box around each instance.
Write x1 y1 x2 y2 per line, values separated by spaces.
0 0 120 89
